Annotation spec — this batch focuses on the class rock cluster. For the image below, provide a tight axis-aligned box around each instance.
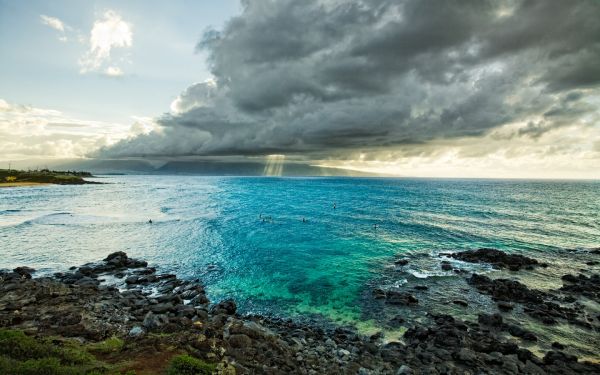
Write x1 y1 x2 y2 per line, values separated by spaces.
467 273 589 326
2 251 600 374
450 248 544 271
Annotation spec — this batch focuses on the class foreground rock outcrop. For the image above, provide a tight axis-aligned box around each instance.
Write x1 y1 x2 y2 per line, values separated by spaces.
1 251 600 374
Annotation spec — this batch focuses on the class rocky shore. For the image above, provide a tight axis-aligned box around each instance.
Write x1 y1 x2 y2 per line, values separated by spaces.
1 249 599 374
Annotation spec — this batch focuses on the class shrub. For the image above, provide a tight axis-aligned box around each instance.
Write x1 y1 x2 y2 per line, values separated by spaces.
166 355 216 375
0 329 103 374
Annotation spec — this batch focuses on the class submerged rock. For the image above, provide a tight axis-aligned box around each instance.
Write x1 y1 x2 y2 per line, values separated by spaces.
560 274 600 302
385 290 418 306
469 274 584 326
451 248 541 271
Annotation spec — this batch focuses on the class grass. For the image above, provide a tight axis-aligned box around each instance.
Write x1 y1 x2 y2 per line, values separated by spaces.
165 355 216 375
0 329 219 375
0 329 105 374
87 337 125 354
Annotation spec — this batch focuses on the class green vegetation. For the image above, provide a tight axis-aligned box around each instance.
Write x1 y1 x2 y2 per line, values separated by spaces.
0 329 218 375
0 168 93 185
166 355 216 375
87 336 124 354
0 329 107 374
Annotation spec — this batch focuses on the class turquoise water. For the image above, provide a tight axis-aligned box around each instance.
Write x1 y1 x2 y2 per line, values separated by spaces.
1 176 599 330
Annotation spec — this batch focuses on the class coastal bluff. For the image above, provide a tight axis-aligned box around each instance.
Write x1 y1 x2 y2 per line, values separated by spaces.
0 169 98 187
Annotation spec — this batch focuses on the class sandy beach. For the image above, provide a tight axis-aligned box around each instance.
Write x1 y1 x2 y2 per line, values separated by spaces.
0 182 50 188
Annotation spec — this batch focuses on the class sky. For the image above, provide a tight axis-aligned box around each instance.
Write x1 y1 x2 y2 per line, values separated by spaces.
1 0 599 178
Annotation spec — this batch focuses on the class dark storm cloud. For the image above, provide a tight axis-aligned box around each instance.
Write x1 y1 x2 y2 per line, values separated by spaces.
100 0 600 158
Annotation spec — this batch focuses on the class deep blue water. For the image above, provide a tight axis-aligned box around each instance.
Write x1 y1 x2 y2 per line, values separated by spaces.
1 176 599 331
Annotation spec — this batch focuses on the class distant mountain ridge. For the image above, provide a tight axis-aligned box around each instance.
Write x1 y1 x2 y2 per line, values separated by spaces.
7 159 381 177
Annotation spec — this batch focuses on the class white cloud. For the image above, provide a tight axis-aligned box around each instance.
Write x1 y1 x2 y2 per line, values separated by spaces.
0 99 131 160
40 14 69 42
105 66 124 77
79 10 132 74
40 15 64 31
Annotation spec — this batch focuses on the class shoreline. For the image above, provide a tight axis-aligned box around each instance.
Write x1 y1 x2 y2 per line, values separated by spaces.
1 249 599 374
0 182 51 188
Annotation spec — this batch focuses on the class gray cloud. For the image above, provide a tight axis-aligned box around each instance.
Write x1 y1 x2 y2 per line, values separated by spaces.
100 0 600 159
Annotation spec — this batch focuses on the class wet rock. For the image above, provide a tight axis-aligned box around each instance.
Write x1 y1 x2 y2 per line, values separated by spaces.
551 341 565 350
478 313 503 327
372 288 386 299
543 350 578 364
560 273 600 302
451 248 540 271
506 324 537 341
395 259 409 266
456 347 477 362
13 266 36 278
212 299 237 315
497 301 514 311
385 290 418 305
104 251 128 262
389 315 405 327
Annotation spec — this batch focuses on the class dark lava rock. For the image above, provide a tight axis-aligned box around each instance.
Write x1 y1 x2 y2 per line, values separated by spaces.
395 259 409 266
212 299 237 315
385 290 418 306
506 324 537 341
228 333 252 348
560 273 600 302
552 341 565 350
389 315 405 327
13 266 36 278
469 274 582 326
468 274 545 304
104 251 127 262
497 301 514 311
372 288 386 299
451 248 539 271
478 313 503 327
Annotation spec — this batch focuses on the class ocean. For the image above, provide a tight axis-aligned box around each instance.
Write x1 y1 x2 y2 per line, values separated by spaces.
1 176 599 354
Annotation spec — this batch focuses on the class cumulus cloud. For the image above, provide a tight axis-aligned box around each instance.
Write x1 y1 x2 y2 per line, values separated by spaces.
79 10 132 74
99 0 600 176
0 99 133 160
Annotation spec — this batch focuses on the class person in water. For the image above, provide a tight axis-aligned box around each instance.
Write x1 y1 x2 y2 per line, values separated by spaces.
333 202 337 209
148 219 153 224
